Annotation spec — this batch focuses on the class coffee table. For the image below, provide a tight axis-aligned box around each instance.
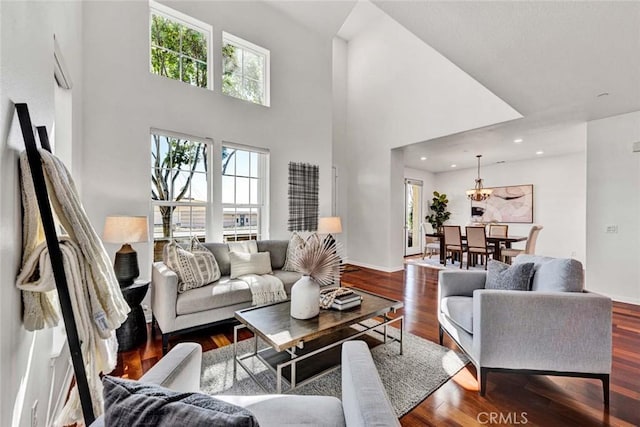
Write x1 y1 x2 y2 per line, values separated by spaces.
233 288 403 393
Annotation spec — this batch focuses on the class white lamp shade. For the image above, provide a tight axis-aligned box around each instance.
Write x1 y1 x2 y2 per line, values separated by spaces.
317 217 342 234
102 215 149 244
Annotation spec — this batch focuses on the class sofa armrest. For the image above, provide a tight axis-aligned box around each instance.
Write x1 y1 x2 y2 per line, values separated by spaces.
473 290 612 373
151 261 179 333
438 270 486 300
341 341 400 427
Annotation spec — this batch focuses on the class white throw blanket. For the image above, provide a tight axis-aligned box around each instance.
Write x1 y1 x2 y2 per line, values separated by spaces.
16 149 130 426
239 274 288 305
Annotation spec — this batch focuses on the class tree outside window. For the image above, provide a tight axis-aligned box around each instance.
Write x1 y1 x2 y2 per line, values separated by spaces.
222 32 270 106
151 133 208 259
150 2 211 89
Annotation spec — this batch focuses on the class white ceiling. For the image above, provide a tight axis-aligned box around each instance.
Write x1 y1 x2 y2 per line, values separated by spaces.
263 0 640 173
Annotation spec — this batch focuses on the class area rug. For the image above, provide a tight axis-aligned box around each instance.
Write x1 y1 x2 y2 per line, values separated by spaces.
200 324 468 417
406 256 487 271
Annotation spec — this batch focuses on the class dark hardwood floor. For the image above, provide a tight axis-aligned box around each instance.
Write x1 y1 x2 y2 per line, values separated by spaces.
113 264 640 426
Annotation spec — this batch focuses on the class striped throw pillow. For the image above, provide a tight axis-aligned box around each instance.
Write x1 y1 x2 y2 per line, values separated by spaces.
164 239 221 293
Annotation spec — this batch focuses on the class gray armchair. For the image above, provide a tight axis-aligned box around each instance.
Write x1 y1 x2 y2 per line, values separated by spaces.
437 255 612 404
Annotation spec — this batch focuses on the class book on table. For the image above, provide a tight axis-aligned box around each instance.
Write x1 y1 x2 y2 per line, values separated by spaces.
330 298 362 311
333 294 362 305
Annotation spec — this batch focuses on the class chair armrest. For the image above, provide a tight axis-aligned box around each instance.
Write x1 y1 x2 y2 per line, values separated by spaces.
473 290 612 373
151 262 179 333
341 341 400 427
139 342 202 392
88 343 202 427
438 270 486 299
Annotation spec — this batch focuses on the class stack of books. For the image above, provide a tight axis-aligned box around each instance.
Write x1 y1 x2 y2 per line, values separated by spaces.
330 291 362 311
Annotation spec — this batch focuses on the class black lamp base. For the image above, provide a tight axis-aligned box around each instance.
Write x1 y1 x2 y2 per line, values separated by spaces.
114 243 139 287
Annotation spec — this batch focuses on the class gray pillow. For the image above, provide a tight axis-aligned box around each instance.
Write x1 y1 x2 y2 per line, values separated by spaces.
513 255 584 292
485 260 535 291
103 376 259 427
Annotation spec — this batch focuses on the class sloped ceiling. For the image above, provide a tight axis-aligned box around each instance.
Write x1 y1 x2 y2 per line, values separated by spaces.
263 1 640 171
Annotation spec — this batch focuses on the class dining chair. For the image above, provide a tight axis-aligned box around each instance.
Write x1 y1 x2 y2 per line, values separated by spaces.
488 224 508 238
420 222 440 259
465 226 494 270
443 225 464 268
502 225 544 264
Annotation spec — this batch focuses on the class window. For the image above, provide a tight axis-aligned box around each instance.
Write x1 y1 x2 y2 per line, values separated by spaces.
222 32 270 106
151 131 210 257
222 144 269 241
150 0 212 89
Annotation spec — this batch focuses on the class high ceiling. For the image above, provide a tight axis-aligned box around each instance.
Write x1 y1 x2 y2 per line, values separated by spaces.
265 1 640 172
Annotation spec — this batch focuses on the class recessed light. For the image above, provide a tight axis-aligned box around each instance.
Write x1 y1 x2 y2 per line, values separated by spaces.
420 156 427 161
597 92 609 98
513 138 523 143
451 164 457 168
536 150 544 155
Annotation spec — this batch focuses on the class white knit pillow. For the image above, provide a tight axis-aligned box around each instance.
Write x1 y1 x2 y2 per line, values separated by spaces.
164 239 221 293
229 251 272 279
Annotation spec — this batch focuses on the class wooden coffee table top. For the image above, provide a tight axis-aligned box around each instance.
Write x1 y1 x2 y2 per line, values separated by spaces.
235 288 403 352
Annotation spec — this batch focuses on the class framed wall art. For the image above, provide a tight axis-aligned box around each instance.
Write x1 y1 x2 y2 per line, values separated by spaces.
470 184 533 223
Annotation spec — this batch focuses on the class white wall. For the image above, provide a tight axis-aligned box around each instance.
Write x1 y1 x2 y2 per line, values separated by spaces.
332 37 349 255
82 1 334 275
433 150 587 263
342 2 521 271
0 2 84 426
587 111 640 304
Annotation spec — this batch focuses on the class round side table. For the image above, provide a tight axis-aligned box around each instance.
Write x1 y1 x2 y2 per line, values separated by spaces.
116 280 149 352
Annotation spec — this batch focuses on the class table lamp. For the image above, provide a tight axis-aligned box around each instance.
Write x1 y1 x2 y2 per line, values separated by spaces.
318 216 342 236
103 215 149 287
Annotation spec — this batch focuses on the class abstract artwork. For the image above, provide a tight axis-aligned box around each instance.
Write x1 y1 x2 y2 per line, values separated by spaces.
470 184 533 223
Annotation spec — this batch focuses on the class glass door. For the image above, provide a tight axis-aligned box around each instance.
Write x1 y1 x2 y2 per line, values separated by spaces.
405 179 423 256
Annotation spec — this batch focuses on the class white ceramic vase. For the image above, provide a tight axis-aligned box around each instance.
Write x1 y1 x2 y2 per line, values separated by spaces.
290 275 320 319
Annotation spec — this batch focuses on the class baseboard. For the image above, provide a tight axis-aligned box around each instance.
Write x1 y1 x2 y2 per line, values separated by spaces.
585 288 639 305
347 260 404 273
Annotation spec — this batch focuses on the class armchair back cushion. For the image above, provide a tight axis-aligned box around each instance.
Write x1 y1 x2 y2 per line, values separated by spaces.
514 255 583 292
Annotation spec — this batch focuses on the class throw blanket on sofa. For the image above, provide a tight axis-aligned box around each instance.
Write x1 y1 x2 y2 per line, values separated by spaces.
239 274 288 305
16 149 130 425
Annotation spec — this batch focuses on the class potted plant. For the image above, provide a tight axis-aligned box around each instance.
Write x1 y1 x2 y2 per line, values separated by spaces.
425 191 451 233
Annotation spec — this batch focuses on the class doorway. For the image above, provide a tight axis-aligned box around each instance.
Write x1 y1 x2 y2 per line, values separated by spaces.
404 179 423 256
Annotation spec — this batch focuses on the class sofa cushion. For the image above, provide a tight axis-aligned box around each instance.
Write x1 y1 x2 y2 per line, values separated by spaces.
164 240 221 293
228 240 258 254
217 395 345 427
203 243 231 276
257 240 289 270
440 296 474 334
514 255 584 292
485 260 535 291
272 270 303 293
229 252 273 279
176 277 252 315
102 376 259 427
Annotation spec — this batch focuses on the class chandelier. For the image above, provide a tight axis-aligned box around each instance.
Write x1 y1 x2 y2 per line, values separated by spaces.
466 155 492 201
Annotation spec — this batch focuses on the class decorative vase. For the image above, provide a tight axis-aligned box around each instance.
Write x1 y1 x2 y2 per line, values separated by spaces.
290 275 320 319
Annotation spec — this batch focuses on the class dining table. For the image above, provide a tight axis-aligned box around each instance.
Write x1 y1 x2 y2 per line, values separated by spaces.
425 232 528 265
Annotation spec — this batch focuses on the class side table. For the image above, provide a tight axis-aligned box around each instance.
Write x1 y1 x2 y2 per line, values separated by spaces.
116 280 149 352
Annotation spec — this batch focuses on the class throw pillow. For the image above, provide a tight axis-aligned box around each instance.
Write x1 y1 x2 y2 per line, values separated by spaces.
485 260 535 291
229 251 273 279
283 232 320 272
103 376 259 427
164 239 221 293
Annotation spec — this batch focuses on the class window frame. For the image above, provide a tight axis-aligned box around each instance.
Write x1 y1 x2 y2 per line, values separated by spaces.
149 0 213 90
150 128 213 246
222 31 271 107
221 141 270 242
